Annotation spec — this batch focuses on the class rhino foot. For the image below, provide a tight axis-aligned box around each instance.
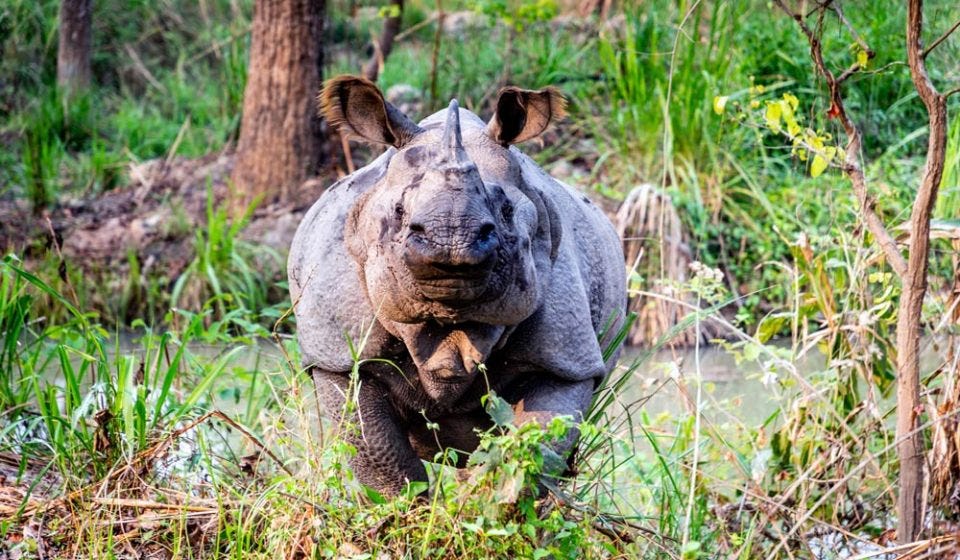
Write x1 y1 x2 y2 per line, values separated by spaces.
311 368 427 496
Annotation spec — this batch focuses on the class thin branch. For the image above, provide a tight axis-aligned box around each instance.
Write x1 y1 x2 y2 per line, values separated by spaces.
923 17 960 59
362 0 404 82
946 86 960 99
836 60 864 85
896 0 949 544
830 2 872 57
772 0 908 277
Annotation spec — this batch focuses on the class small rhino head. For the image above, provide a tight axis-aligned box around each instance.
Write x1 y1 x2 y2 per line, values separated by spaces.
320 76 565 331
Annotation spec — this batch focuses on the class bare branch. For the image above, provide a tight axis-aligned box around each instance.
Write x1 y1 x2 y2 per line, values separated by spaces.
946 86 960 99
923 17 960 59
835 61 863 85
830 2 872 57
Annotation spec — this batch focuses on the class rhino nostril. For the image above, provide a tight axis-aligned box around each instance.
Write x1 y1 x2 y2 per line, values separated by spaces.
477 222 496 241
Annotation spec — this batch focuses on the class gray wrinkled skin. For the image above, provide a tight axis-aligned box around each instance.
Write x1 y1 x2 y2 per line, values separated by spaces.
289 85 626 496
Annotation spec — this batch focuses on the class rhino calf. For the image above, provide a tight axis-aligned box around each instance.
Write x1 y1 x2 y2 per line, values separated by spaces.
289 76 626 496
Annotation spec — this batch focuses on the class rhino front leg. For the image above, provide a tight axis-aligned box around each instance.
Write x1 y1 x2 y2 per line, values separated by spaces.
311 368 428 496
507 376 595 464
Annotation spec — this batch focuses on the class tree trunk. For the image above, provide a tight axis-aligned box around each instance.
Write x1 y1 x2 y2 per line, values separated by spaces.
896 0 950 543
57 0 93 94
231 0 325 210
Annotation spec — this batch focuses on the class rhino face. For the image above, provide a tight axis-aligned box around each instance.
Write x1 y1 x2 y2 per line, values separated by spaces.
321 76 566 328
384 106 512 306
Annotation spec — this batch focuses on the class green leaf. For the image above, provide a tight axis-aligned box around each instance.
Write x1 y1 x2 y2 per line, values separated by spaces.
401 481 429 499
378 4 401 18
484 391 515 426
810 154 828 177
757 315 789 343
682 540 702 558
363 485 387 504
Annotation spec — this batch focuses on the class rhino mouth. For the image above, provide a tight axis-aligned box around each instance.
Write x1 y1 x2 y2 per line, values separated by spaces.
415 277 492 303
409 256 498 303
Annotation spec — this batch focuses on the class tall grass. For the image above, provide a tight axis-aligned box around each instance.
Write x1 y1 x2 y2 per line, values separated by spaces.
2 0 252 205
169 184 281 330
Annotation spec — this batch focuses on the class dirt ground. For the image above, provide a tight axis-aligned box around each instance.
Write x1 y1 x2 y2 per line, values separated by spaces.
0 152 336 282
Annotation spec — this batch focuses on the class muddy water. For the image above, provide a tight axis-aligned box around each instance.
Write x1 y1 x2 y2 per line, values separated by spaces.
621 344 783 424
49 333 950 431
43 331 951 441
200 339 787 425
195 338 793 424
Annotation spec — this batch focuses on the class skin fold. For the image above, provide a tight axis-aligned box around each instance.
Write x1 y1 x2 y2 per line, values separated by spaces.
288 76 626 496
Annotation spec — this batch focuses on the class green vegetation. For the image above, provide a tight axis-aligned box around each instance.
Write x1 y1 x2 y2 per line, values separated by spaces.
2 0 960 557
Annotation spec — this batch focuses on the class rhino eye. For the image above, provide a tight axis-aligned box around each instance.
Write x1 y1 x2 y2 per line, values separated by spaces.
501 200 514 222
394 203 405 220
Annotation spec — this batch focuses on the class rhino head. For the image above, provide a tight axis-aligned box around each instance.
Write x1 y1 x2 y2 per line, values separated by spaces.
319 76 566 401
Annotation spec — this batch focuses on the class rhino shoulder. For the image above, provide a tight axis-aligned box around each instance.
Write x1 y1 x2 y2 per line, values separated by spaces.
500 154 627 382
288 152 395 371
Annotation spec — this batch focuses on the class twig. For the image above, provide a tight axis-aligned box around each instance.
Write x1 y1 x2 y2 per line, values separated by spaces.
123 44 167 94
830 2 872 57
88 497 218 512
764 406 960 559
394 13 438 42
185 25 251 65
922 18 960 59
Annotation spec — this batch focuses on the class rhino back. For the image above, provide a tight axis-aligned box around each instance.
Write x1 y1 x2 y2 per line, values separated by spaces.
288 152 395 371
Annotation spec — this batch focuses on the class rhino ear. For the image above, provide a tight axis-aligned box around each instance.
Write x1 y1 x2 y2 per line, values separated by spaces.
319 75 422 148
486 86 567 146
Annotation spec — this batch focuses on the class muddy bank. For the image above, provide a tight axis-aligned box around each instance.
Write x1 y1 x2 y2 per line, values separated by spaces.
0 152 341 322
2 152 330 269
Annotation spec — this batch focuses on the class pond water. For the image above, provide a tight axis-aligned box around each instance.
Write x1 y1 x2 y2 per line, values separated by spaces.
37 332 952 436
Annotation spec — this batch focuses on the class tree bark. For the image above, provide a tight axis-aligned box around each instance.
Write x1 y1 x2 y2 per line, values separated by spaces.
896 0 949 543
57 0 93 94
231 0 325 210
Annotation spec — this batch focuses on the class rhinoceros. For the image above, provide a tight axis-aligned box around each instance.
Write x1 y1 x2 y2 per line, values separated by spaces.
288 75 626 496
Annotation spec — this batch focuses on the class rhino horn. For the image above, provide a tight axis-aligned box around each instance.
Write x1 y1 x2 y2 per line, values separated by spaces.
441 99 469 164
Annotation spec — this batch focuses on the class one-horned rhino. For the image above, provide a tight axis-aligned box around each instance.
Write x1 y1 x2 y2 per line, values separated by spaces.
288 76 627 496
